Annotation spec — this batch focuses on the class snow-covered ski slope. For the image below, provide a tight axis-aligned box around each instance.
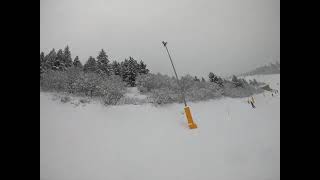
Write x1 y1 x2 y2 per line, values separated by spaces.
40 74 280 180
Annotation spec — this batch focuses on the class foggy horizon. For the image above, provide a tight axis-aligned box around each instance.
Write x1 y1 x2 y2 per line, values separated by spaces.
40 0 280 78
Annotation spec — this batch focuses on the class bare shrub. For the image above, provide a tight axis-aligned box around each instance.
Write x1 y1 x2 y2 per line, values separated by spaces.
60 96 71 103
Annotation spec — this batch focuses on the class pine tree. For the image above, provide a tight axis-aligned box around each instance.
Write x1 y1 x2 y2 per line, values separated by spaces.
40 52 45 64
138 60 149 74
194 76 200 81
96 49 110 75
120 60 127 81
231 75 238 82
40 52 45 78
201 77 206 82
55 49 65 70
217 77 224 87
232 75 242 87
63 46 73 68
208 72 223 86
121 57 139 86
128 57 140 86
45 49 57 70
208 72 215 82
111 61 121 76
83 56 97 73
73 56 83 69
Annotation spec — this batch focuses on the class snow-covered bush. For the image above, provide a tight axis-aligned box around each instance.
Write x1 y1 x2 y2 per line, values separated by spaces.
150 88 181 104
99 76 126 105
136 73 179 92
137 73 224 103
137 73 262 102
185 82 223 101
79 98 90 104
222 80 263 98
60 96 71 103
41 69 127 105
40 70 69 92
116 96 149 105
249 78 265 86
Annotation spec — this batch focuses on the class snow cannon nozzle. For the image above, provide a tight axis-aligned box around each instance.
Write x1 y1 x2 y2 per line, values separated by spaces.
162 41 167 47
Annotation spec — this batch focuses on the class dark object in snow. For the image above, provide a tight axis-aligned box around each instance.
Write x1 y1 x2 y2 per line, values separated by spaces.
248 96 255 108
79 99 90 104
261 84 273 91
250 101 256 108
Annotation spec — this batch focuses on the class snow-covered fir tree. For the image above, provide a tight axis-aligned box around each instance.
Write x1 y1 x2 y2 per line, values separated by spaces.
55 49 65 70
83 56 97 73
63 46 73 68
138 60 149 74
45 48 57 70
96 49 110 75
121 57 140 86
73 56 83 69
208 72 223 87
111 61 121 76
231 75 243 87
40 52 45 78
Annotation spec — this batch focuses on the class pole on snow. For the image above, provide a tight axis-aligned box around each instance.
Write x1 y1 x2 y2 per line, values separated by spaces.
162 41 197 129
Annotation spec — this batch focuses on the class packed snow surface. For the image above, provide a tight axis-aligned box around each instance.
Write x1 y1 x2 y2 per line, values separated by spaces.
41 74 280 180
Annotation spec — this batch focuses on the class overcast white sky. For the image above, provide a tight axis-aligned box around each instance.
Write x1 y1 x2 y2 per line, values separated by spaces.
40 0 280 78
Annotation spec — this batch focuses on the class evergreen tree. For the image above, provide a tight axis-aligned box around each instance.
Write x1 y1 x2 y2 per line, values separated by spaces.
40 52 45 64
120 60 127 81
63 46 73 68
121 57 140 86
96 49 110 75
208 72 215 82
111 61 121 76
40 52 45 78
201 77 206 82
138 60 149 74
231 75 242 87
83 56 97 73
217 77 224 87
209 72 223 86
55 49 65 70
73 56 83 69
231 75 238 82
45 49 57 70
194 76 200 81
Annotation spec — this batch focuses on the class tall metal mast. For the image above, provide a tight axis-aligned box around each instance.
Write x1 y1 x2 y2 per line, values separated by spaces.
162 41 187 107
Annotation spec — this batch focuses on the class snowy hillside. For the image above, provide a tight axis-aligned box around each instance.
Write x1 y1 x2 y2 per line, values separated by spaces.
243 74 280 92
40 74 280 180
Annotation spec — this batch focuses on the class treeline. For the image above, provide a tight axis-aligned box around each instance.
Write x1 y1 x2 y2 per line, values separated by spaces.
40 46 264 105
40 46 149 87
40 46 150 105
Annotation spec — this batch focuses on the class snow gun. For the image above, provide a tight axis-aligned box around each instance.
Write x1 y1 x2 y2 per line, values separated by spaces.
162 41 198 129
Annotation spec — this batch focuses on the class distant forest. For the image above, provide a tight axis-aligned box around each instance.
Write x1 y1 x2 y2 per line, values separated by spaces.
241 61 280 76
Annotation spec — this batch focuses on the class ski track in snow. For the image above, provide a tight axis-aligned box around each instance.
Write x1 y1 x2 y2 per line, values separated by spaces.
40 74 280 180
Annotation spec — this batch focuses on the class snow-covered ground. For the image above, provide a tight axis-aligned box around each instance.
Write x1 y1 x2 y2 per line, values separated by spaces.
40 74 280 180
